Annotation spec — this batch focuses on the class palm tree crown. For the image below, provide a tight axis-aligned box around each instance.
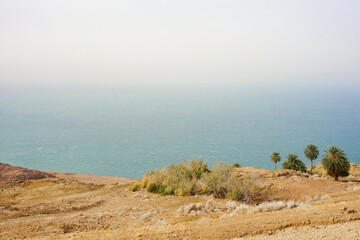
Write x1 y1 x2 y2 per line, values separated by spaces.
304 144 319 172
322 146 350 180
282 154 307 173
270 152 281 171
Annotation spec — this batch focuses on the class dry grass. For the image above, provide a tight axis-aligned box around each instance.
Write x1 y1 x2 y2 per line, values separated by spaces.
349 163 360 177
236 200 310 214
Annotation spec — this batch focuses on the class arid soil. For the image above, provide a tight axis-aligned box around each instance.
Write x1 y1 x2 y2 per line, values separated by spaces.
44 171 133 185
1 164 360 240
0 163 55 187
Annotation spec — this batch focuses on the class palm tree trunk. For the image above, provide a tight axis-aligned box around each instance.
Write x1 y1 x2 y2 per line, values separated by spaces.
274 163 276 171
310 160 313 173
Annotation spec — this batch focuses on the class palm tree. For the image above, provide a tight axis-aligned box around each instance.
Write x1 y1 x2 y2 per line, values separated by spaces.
282 154 307 173
304 144 319 173
322 146 350 181
270 152 281 171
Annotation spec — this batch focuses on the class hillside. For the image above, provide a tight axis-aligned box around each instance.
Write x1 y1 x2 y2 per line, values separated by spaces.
0 164 360 239
0 163 55 187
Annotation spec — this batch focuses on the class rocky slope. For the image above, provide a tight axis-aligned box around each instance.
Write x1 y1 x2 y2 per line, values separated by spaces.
0 163 55 187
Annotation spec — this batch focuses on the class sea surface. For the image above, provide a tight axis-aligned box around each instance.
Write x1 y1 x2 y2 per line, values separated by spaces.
1 84 360 179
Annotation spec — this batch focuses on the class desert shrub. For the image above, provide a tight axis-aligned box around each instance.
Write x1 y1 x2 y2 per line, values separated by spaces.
349 164 360 177
238 174 274 203
131 183 141 192
226 188 244 201
141 159 208 196
313 164 328 177
146 181 160 193
282 154 307 173
200 161 236 198
307 168 315 175
141 159 273 203
162 186 175 195
240 200 309 214
233 163 241 168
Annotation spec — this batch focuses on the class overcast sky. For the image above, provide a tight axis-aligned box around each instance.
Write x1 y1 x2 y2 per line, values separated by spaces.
1 0 360 87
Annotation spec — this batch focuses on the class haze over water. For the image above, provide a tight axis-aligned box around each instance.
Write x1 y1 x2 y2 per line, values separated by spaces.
1 84 359 178
1 1 360 178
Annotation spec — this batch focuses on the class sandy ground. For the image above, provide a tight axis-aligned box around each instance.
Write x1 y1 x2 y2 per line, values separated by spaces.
1 166 360 240
44 171 133 185
241 221 360 240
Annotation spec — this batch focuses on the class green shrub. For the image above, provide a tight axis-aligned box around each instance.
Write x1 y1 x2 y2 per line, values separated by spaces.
141 159 207 195
146 181 160 193
233 163 241 168
131 183 141 192
140 159 273 203
162 186 175 196
226 188 244 201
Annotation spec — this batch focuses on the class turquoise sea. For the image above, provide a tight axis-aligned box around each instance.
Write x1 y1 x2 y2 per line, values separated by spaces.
1 84 359 179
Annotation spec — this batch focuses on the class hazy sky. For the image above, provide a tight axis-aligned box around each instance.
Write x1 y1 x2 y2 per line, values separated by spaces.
1 0 360 87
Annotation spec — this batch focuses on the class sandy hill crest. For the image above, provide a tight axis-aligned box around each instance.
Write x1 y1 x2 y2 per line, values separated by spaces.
0 163 55 187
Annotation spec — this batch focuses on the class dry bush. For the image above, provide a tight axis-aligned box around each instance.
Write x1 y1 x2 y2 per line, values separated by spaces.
349 164 360 177
235 200 309 214
238 174 274 203
314 164 328 177
200 161 235 198
177 199 308 216
200 162 273 203
305 194 331 203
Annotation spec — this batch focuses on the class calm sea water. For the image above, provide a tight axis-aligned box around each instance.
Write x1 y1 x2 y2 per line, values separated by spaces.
1 85 359 179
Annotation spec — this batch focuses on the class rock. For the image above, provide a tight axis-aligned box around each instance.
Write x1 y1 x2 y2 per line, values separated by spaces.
183 204 197 214
156 220 167 225
189 210 197 215
140 211 156 220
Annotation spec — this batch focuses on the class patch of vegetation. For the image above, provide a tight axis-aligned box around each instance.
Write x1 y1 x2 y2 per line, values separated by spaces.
233 163 241 168
349 164 360 177
313 164 328 177
282 154 307 173
322 146 350 181
131 183 141 192
270 152 281 171
304 144 319 174
139 159 273 203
